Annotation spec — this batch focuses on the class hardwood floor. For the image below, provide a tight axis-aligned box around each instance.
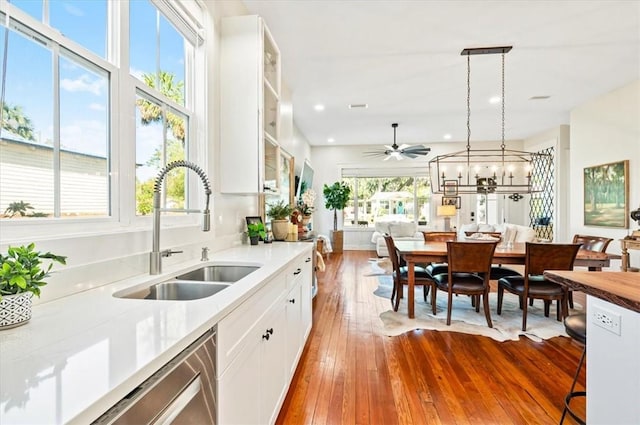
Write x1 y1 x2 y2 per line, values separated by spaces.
276 250 586 424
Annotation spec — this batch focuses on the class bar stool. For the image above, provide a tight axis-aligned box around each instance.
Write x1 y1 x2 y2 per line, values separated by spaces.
560 313 586 425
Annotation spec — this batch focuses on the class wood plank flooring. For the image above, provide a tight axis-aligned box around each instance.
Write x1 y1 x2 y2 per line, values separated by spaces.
276 250 586 425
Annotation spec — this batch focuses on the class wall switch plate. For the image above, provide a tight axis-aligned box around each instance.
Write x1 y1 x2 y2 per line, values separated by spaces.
591 304 622 335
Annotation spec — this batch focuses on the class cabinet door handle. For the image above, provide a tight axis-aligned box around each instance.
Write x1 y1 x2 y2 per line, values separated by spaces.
305 257 311 263
262 332 270 341
267 328 274 335
288 298 295 304
293 268 302 275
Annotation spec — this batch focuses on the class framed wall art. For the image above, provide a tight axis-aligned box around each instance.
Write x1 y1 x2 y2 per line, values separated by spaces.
583 159 629 228
442 196 461 209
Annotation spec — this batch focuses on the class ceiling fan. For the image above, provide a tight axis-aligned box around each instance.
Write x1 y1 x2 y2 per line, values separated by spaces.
364 123 431 160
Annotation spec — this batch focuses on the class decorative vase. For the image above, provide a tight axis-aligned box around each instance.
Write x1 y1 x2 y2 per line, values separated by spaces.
271 219 289 241
302 215 311 226
0 292 33 330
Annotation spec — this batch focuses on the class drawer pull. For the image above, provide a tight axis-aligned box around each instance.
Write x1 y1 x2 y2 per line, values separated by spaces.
305 257 311 263
293 268 302 275
288 298 295 304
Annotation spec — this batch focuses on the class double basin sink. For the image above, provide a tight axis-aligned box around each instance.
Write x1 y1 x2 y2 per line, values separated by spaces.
114 265 260 301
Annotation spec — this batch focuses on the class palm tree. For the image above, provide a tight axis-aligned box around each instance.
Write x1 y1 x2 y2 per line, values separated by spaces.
136 71 185 143
1 102 36 141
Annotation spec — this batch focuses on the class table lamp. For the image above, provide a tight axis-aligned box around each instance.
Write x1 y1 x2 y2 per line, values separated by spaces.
437 205 457 231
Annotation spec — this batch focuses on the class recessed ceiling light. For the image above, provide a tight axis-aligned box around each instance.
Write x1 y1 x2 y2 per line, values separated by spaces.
348 103 368 109
443 134 452 140
489 96 501 104
314 104 325 111
327 138 335 143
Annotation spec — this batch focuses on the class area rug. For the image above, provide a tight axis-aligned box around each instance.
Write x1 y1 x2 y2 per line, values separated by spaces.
374 276 582 342
364 257 392 276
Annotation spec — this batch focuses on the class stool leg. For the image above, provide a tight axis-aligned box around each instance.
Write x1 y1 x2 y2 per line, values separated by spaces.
559 346 586 425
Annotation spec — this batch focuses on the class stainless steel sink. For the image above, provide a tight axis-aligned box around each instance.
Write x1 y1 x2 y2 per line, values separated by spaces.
175 265 259 282
116 281 230 301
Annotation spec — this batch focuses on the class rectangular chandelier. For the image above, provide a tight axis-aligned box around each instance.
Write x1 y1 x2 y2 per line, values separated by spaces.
430 46 552 195
429 147 552 194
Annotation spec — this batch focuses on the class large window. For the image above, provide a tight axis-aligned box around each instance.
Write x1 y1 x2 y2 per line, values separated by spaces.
0 1 204 225
342 172 431 228
131 0 195 215
0 16 110 218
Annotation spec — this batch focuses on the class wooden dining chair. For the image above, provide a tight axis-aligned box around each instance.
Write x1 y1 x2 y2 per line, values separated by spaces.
422 231 457 277
383 234 435 312
431 241 498 327
497 242 581 331
567 234 613 307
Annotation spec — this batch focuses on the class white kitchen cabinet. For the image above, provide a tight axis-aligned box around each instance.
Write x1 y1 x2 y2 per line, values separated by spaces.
217 248 312 425
220 15 282 194
300 254 313 340
218 294 287 425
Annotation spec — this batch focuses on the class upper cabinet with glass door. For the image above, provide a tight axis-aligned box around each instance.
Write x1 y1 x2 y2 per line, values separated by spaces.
220 15 282 194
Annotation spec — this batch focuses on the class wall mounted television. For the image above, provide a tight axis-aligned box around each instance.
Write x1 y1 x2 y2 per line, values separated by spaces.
295 160 314 199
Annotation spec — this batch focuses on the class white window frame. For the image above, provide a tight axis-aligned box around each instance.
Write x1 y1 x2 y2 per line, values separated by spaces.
341 167 432 231
0 0 207 243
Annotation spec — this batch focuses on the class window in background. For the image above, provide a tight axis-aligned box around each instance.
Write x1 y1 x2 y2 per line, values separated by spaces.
342 175 431 228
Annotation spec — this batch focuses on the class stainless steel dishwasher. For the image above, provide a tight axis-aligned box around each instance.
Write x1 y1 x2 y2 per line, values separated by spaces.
94 328 217 425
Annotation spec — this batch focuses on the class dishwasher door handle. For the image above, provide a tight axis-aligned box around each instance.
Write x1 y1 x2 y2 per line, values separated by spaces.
153 374 202 425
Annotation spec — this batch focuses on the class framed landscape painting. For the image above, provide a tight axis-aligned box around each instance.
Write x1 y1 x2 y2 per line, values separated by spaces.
583 160 629 228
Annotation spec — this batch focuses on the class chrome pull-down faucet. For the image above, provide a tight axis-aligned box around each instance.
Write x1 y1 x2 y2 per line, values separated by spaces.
150 160 212 275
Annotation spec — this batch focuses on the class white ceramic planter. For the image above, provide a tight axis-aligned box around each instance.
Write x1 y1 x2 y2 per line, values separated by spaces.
0 292 33 329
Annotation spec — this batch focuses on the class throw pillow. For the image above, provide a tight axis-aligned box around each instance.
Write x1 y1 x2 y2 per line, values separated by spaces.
478 224 495 232
389 221 417 238
514 226 536 243
458 223 479 240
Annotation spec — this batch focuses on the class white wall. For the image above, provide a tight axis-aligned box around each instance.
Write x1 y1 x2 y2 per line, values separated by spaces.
523 124 571 241
569 79 640 269
587 296 640 424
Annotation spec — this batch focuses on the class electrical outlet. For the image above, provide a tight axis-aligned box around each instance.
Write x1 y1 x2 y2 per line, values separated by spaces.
591 304 621 335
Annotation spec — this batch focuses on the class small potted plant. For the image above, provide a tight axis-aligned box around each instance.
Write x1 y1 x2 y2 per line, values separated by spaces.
266 200 294 241
323 181 352 253
247 222 267 245
0 243 66 329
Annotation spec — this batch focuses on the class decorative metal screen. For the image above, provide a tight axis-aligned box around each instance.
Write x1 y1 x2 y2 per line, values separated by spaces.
529 147 555 240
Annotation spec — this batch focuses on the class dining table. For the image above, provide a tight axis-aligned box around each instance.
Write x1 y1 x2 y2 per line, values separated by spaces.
394 240 616 319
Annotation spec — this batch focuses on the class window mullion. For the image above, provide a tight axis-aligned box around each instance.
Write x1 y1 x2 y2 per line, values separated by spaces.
52 42 60 217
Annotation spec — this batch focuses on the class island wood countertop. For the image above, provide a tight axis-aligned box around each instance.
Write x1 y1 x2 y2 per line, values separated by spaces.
544 271 640 313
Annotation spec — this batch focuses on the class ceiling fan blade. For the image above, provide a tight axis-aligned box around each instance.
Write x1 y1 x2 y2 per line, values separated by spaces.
397 144 410 151
403 145 431 155
402 152 419 159
384 145 396 151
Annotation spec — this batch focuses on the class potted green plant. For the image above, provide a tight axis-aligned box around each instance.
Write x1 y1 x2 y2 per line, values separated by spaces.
247 222 267 245
267 200 294 241
323 181 352 253
0 243 66 329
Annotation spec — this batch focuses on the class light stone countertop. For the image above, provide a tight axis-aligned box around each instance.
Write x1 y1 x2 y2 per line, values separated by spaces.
0 242 311 425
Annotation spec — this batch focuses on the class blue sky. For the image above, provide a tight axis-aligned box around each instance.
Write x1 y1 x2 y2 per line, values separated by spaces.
2 0 186 171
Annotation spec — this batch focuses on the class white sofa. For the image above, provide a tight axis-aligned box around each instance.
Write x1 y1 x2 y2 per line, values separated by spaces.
457 222 538 243
370 218 424 257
